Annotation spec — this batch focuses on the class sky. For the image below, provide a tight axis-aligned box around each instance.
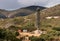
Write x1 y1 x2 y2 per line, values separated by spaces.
0 0 60 10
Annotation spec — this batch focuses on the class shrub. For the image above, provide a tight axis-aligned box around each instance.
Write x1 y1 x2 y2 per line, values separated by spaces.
0 29 21 41
53 27 60 31
30 36 45 41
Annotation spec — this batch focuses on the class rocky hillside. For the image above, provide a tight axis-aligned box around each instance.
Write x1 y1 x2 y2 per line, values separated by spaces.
40 4 60 19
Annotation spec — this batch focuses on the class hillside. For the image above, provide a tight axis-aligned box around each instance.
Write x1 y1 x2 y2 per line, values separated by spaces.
40 4 60 32
0 4 60 30
40 4 60 19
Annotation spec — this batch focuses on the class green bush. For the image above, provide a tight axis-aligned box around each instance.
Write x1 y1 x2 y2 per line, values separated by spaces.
53 27 60 31
30 36 45 41
0 29 21 41
0 29 6 39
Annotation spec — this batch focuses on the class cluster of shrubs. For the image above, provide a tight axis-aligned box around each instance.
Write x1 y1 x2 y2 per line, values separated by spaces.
0 28 24 41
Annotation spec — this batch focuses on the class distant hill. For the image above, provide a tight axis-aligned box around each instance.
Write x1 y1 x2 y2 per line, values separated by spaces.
0 4 60 19
0 6 46 18
21 6 46 11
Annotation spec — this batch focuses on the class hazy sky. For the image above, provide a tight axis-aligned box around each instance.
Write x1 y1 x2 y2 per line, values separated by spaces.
0 0 60 10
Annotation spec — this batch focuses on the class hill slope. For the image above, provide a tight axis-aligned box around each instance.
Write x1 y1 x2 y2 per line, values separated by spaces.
40 4 60 19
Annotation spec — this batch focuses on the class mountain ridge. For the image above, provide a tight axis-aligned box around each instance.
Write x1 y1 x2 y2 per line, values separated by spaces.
0 6 46 18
